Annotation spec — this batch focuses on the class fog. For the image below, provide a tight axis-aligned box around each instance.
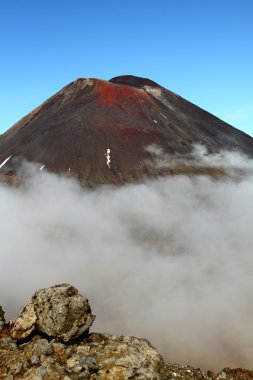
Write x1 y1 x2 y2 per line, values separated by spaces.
0 149 253 370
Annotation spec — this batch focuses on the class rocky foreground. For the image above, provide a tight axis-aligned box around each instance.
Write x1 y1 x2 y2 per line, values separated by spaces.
0 285 252 380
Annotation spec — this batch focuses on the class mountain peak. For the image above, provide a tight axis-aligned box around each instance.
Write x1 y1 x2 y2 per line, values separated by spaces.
0 75 252 187
109 75 161 88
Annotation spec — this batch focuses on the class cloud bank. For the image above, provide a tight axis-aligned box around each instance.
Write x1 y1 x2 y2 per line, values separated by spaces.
0 150 253 370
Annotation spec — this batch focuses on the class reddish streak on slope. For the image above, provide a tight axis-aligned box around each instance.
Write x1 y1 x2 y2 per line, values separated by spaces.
96 80 152 108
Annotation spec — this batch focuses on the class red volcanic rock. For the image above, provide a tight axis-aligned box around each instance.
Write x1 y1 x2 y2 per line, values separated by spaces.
0 75 252 186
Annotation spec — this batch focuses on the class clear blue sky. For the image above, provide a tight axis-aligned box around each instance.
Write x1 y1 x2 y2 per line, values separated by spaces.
1 0 253 136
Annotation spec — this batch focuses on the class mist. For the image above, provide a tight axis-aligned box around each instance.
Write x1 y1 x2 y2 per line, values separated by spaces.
1 151 253 370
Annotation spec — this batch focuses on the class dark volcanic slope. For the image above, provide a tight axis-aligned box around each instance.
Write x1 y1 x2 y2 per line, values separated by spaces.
0 75 253 185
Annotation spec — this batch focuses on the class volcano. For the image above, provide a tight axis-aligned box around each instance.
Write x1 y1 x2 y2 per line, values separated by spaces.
0 75 253 186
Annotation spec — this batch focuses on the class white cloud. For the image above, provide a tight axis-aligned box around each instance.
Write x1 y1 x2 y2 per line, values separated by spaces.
0 154 253 370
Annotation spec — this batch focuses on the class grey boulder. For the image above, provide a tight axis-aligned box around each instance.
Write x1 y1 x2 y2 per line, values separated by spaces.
10 284 95 342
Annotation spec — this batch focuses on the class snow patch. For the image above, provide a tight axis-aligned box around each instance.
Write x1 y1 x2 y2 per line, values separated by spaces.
105 148 111 168
143 86 162 99
40 165 45 171
160 113 167 119
0 155 12 169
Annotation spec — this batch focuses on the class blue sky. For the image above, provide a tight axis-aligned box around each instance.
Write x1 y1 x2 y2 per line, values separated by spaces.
1 0 253 135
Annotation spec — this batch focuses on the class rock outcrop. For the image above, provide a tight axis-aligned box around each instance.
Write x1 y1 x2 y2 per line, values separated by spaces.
0 333 167 379
1 284 253 379
10 284 95 342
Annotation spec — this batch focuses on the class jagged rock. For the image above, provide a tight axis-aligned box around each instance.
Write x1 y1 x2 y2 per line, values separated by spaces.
0 306 5 331
10 284 95 342
84 333 166 379
1 284 253 379
0 332 166 379
1 331 253 379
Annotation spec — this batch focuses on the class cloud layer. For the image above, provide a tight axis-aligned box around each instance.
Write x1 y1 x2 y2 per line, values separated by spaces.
0 151 253 370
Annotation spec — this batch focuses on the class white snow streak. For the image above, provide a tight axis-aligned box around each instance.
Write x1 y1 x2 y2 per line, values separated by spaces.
105 148 111 168
0 155 12 169
40 165 45 171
